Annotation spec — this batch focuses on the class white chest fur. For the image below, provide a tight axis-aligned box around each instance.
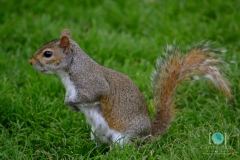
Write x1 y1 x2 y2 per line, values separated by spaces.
77 103 127 146
58 71 77 100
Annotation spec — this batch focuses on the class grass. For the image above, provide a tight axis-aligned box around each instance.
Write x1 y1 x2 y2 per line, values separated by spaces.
0 0 239 159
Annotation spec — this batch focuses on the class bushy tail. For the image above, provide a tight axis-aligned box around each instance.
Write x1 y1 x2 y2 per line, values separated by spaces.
151 42 233 136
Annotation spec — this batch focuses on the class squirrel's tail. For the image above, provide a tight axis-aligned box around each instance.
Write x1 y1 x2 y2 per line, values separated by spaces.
151 42 233 136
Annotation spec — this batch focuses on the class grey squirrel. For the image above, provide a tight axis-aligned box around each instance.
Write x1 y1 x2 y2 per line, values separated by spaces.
29 29 233 146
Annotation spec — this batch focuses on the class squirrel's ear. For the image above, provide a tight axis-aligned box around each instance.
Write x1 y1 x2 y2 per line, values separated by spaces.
60 29 71 39
60 36 70 47
60 29 71 47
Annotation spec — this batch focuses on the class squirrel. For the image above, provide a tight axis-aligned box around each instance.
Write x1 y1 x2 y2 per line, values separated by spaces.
29 29 233 146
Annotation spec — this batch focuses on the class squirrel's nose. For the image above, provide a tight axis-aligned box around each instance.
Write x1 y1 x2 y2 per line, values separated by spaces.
29 58 33 65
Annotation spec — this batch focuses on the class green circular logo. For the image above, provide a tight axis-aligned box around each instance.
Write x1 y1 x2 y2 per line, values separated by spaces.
212 132 224 145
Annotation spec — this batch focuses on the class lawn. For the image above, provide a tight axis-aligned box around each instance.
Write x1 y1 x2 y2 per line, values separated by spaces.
0 0 239 159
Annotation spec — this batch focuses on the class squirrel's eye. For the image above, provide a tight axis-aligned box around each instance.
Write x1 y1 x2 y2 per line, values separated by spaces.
43 51 53 58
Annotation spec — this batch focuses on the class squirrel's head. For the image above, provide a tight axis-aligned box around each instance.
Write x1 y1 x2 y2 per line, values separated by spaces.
29 29 73 74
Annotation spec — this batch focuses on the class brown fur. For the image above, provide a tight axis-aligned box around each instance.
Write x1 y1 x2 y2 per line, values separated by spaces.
100 96 127 131
100 67 151 136
151 47 233 136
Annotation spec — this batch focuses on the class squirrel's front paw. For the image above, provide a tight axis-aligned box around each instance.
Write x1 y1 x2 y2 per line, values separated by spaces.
65 101 80 112
69 105 80 112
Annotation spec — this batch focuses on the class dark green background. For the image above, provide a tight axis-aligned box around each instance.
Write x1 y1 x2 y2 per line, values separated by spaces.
0 0 239 159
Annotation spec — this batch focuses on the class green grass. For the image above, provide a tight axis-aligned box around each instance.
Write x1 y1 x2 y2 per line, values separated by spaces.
0 0 240 159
